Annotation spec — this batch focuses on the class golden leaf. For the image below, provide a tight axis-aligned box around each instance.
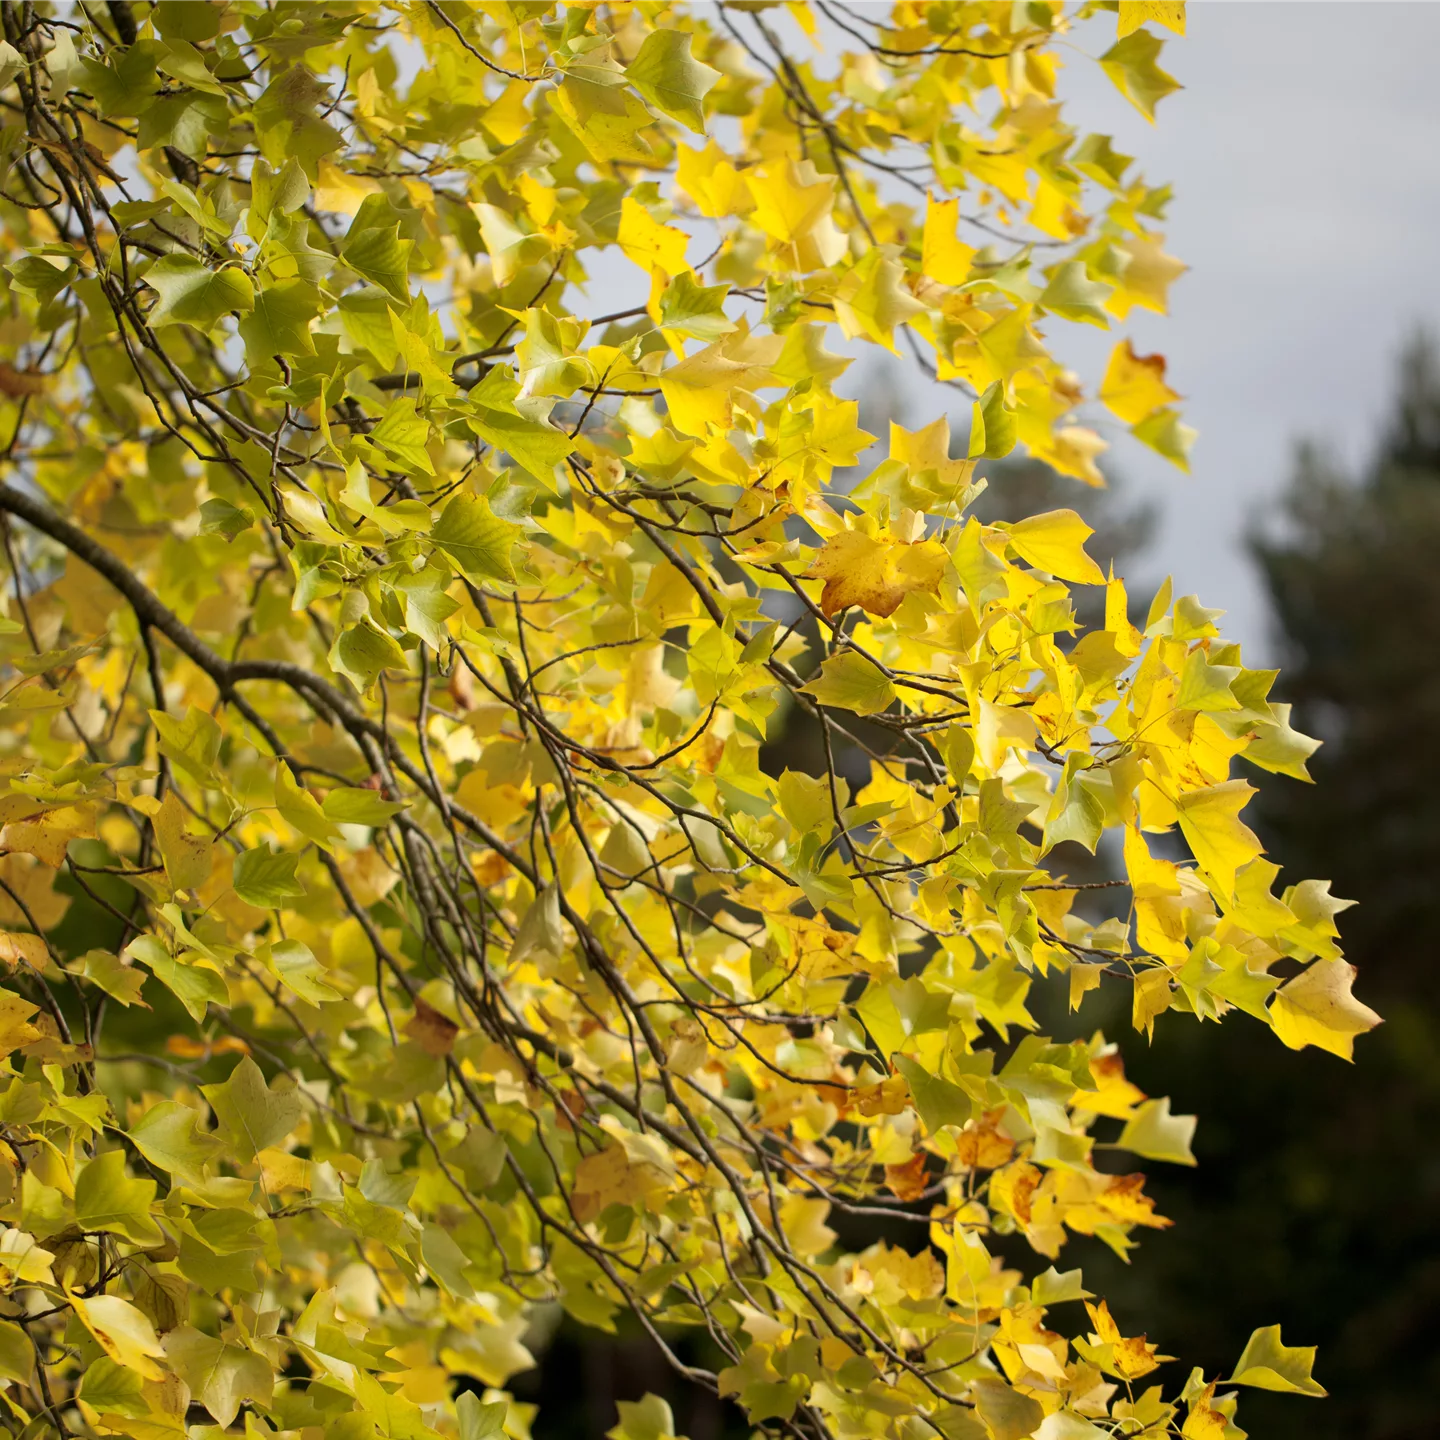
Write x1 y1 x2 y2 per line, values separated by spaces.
805 530 948 618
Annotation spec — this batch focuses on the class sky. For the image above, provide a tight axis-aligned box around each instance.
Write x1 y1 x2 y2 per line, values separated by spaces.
1015 1 1440 659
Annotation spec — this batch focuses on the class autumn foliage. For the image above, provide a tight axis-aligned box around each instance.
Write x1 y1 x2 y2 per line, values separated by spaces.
0 2 1377 1438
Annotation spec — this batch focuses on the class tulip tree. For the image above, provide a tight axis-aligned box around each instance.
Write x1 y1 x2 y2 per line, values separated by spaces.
0 2 1378 1437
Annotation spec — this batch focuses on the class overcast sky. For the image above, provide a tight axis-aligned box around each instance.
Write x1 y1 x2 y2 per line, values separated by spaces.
1026 1 1440 659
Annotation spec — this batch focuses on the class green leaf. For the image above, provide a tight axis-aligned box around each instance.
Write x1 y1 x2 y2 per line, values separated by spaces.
625 31 721 135
468 367 574 483
74 1149 163 1248
1175 648 1242 713
1031 1266 1093 1306
972 1378 1044 1440
0 1318 32 1388
153 0 223 42
0 42 25 92
233 844 305 908
329 621 411 693
1132 406 1196 471
72 949 147 1007
968 381 1017 459
77 1358 144 1416
78 41 160 117
128 1100 225 1186
321 786 405 826
264 938 341 1005
397 566 461 649
165 1325 275 1427
276 763 343 854
8 255 75 305
799 651 895 715
149 705 224 786
343 221 412 300
893 1055 973 1134
659 271 736 343
1039 261 1112 327
422 1222 481 1303
339 287 401 367
1100 29 1181 121
1243 701 1321 781
608 1393 680 1440
125 934 228 1022
145 254 254 329
198 496 254 541
201 1056 302 1162
1117 1096 1197 1165
250 156 311 223
458 1391 509 1440
238 277 319 362
1229 1324 1327 1397
369 396 435 475
432 493 522 585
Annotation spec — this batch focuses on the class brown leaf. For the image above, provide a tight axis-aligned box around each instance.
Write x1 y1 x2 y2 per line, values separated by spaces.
953 1108 1015 1169
884 1151 930 1202
405 997 459 1056
0 364 45 398
990 1159 1041 1224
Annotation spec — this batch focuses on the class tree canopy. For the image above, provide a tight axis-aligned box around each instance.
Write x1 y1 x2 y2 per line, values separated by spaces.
0 3 1378 1438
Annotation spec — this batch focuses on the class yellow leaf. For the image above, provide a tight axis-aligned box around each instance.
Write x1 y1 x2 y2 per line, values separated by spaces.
1100 30 1182 122
71 1293 167 1381
1269 959 1382 1061
1044 426 1109 487
1007 510 1106 584
1229 1324 1327 1396
1118 2 1186 37
1118 1096 1196 1165
1175 779 1263 894
1108 234 1187 318
889 417 974 500
922 195 976 286
1069 963 1105 1012
473 202 548 287
659 326 782 436
676 140 754 218
1100 339 1180 424
617 197 690 278
1 807 93 868
804 531 948 618
1182 1402 1228 1440
745 159 845 270
833 247 926 353
1131 967 1173 1038
0 991 40 1054
0 932 47 972
0 1229 54 1286
153 790 212 894
778 1194 836 1256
